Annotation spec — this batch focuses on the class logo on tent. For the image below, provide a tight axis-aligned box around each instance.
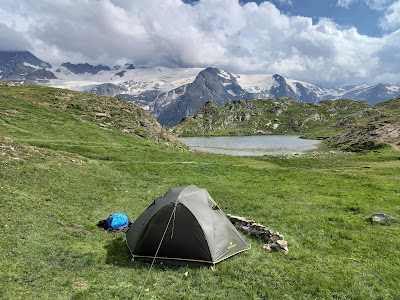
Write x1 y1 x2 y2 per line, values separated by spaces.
228 242 237 249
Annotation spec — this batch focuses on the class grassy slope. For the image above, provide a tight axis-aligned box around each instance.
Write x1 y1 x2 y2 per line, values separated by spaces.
1 84 400 299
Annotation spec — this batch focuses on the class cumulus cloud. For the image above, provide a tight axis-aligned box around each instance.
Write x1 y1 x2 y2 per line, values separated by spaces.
379 1 400 30
0 0 399 86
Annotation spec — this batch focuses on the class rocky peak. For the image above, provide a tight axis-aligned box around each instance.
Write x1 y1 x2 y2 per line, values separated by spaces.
0 51 53 81
154 68 251 126
272 74 285 83
61 62 111 75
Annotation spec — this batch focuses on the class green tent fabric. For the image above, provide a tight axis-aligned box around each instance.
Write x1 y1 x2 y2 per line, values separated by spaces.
126 185 250 266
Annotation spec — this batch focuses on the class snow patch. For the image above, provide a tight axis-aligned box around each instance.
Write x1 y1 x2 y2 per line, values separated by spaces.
236 74 276 92
236 74 278 93
227 89 236 96
218 70 231 80
285 79 299 94
23 62 42 70
46 66 204 94
387 85 400 93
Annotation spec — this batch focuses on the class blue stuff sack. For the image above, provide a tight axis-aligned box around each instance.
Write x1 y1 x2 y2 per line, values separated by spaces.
105 213 130 229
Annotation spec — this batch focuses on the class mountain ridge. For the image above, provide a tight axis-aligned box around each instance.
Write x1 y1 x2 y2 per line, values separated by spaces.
1 50 400 126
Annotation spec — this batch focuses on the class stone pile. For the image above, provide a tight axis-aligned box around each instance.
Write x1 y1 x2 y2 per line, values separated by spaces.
226 214 289 254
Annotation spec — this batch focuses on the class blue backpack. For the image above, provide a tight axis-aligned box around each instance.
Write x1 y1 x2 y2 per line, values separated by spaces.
105 213 130 229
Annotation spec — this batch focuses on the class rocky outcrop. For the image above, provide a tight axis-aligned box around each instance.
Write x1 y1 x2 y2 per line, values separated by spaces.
174 97 373 138
90 83 127 97
334 122 400 146
330 96 400 150
61 62 111 74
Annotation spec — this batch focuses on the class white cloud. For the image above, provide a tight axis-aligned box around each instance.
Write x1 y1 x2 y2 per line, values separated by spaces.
380 1 400 30
337 0 355 8
273 0 293 5
0 0 399 86
337 0 394 9
366 0 394 9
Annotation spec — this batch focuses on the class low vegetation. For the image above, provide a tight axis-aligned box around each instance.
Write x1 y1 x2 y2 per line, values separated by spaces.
1 84 399 299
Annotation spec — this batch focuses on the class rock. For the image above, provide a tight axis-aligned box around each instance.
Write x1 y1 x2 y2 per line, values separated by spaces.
373 213 393 222
95 112 109 117
262 244 272 252
277 239 288 248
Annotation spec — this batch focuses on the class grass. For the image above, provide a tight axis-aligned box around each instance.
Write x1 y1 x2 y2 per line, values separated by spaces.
1 84 400 299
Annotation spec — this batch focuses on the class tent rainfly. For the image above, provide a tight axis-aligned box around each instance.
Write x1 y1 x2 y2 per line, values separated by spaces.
126 185 251 266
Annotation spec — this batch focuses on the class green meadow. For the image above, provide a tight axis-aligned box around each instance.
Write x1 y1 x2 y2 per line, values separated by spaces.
1 84 399 299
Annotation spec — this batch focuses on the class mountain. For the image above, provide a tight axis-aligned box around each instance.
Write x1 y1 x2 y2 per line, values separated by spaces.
152 67 250 126
323 83 400 105
60 62 111 75
123 70 399 126
236 73 325 103
1 51 400 126
0 51 55 82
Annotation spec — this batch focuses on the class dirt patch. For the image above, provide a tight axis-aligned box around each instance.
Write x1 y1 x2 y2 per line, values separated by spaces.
73 280 88 290
4 109 19 115
391 140 400 151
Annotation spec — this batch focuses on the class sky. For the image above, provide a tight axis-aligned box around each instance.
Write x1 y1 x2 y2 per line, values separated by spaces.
0 0 399 87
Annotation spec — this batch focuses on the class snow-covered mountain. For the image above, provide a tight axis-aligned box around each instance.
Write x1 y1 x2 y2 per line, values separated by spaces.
1 51 400 126
153 67 250 126
236 73 326 103
326 83 400 105
50 64 203 96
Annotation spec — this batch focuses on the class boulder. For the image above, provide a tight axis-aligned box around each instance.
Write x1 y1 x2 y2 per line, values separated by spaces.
373 213 393 222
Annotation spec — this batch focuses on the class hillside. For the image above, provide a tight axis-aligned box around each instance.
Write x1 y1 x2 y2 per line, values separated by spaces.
0 82 181 148
173 97 375 137
173 96 400 150
333 96 400 150
0 83 400 299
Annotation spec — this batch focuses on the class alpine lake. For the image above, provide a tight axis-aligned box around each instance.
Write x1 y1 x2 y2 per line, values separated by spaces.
179 135 323 156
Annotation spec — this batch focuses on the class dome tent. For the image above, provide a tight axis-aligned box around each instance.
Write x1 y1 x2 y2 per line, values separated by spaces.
126 185 250 266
